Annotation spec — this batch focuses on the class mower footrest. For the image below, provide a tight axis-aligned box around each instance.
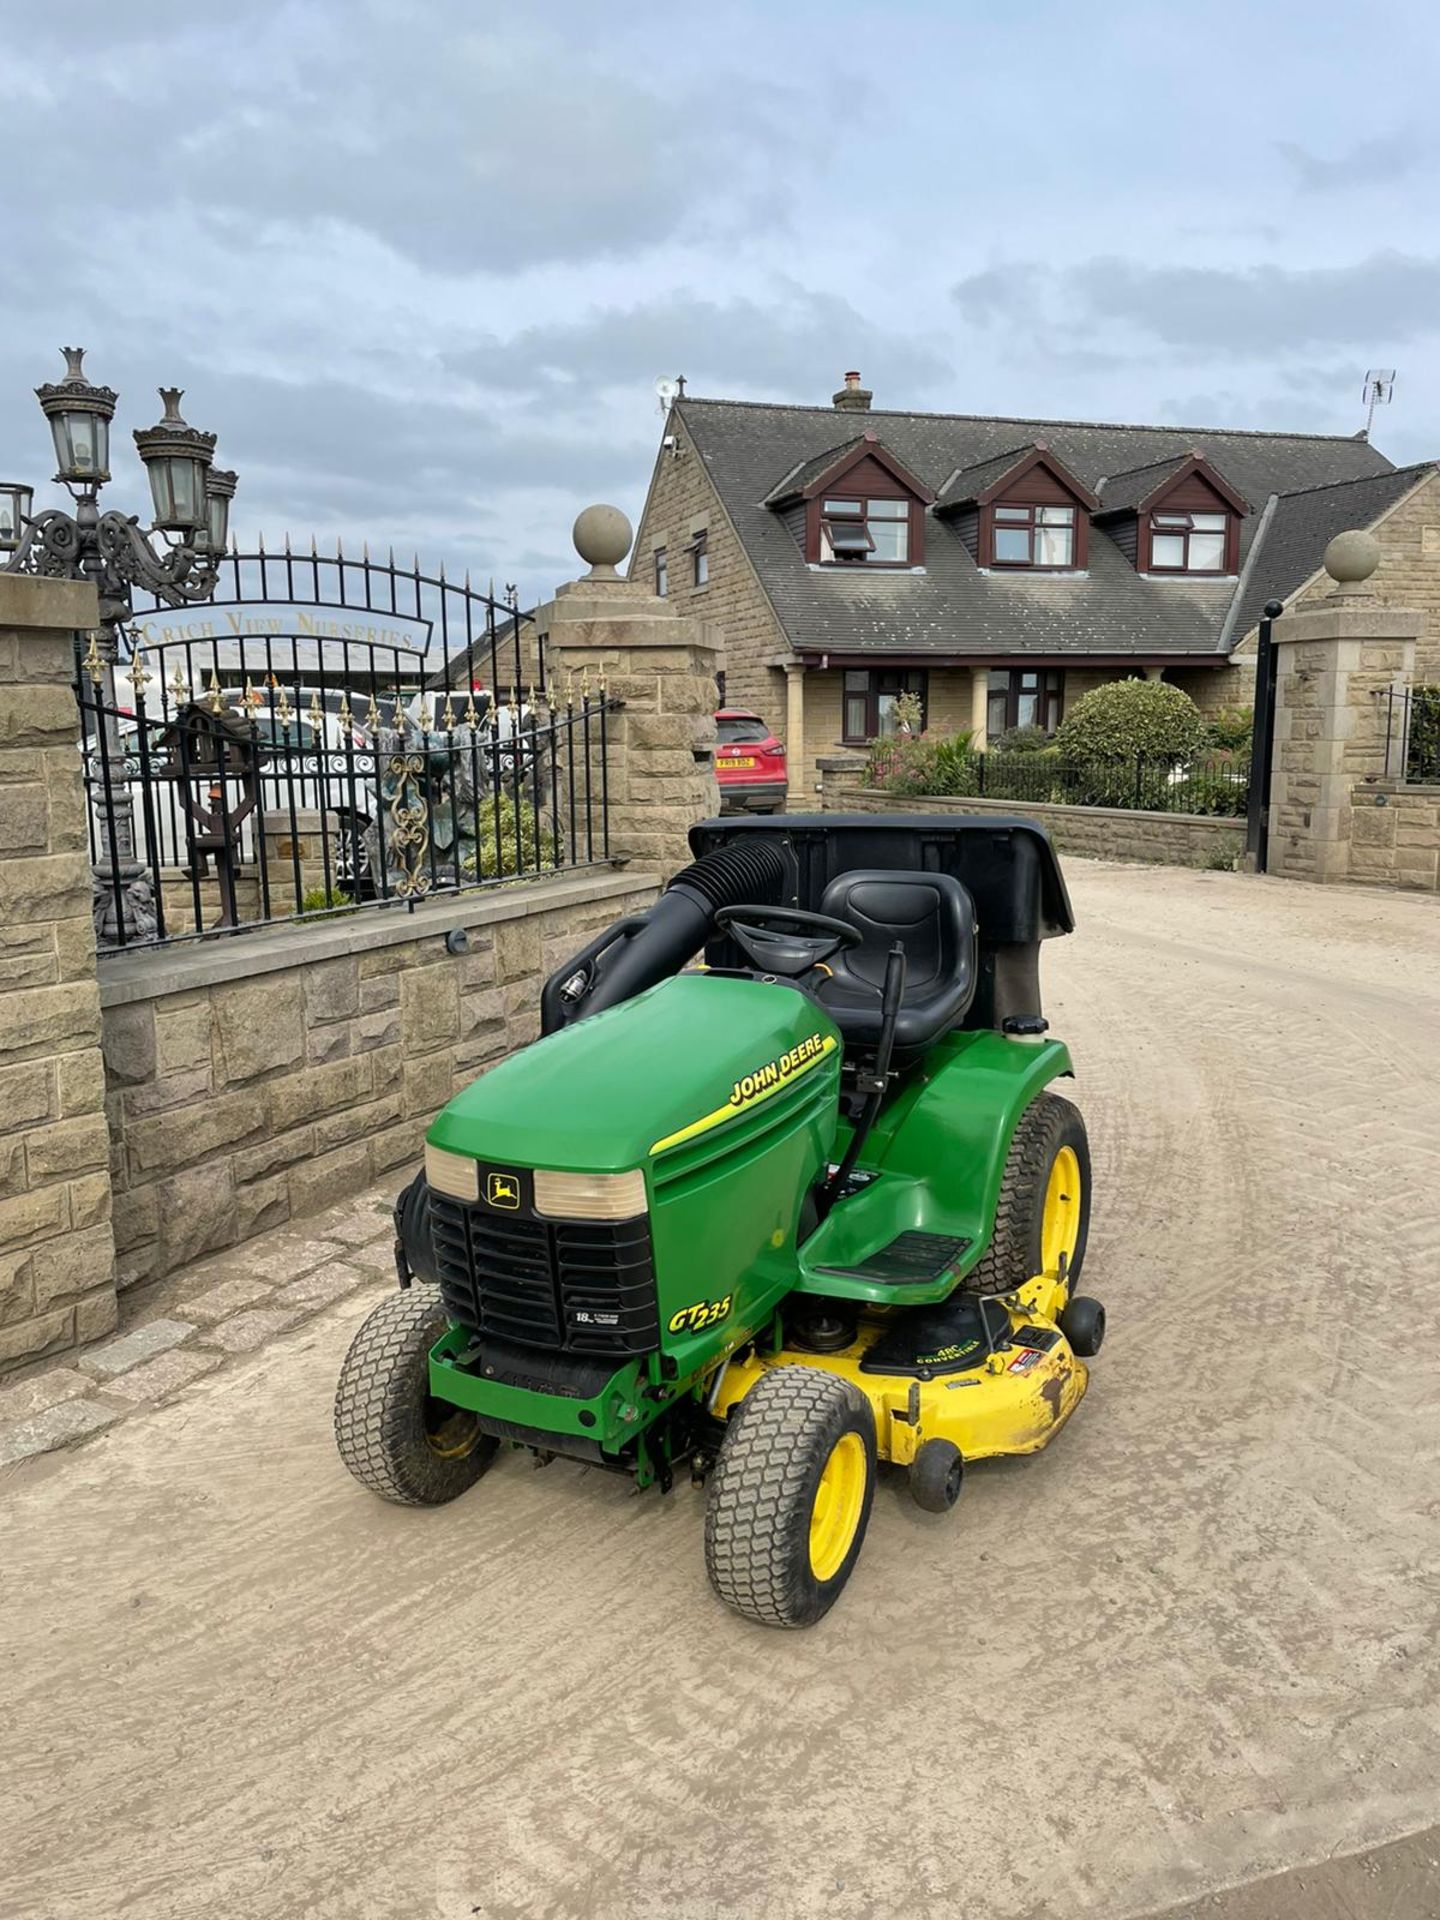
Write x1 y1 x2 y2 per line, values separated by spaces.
813 1231 971 1286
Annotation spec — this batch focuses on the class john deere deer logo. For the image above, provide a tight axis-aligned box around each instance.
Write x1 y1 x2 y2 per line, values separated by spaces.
485 1172 521 1210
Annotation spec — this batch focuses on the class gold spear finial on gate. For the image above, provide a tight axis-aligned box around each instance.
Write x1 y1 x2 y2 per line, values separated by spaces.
243 676 261 712
366 693 382 734
338 692 354 734
82 631 104 687
441 693 457 732
127 642 151 699
276 685 293 729
417 693 433 734
207 671 226 713
168 662 187 706
463 690 479 729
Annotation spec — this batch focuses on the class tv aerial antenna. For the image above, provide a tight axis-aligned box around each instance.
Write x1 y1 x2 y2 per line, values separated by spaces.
1362 368 1395 438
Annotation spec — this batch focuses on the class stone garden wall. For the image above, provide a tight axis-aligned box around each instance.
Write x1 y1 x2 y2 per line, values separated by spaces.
817 766 1243 869
98 872 659 1292
1347 783 1440 891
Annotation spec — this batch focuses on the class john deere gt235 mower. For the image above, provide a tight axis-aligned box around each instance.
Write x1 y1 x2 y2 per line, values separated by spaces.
335 814 1104 1627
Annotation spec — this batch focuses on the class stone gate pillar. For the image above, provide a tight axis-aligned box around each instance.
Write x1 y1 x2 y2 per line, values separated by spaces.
1268 531 1422 884
0 575 118 1370
544 506 720 878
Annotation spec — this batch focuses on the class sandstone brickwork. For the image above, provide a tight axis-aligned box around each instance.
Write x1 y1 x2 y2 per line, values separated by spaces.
0 575 119 1371
1348 784 1440 891
100 873 659 1291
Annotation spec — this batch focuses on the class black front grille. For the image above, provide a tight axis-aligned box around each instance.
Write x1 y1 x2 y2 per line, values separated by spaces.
429 1194 659 1357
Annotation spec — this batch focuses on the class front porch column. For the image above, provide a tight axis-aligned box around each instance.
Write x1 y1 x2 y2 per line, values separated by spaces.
1143 665 1165 682
968 665 989 752
784 661 807 803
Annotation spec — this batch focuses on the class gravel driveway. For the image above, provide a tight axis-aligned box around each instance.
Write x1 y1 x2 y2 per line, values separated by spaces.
3 862 1437 1920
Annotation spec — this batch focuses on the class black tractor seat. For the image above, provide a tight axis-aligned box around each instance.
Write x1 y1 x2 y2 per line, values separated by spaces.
813 869 978 1051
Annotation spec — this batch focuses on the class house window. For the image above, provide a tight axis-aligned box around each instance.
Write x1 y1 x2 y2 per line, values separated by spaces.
1148 511 1228 573
992 503 1076 568
842 667 928 743
987 669 1063 739
654 546 668 596
689 529 709 587
820 497 910 566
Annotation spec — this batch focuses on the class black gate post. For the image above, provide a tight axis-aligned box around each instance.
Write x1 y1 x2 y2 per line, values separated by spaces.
1244 598 1285 872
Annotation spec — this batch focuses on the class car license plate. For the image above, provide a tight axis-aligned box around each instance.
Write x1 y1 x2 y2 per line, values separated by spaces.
724 755 758 768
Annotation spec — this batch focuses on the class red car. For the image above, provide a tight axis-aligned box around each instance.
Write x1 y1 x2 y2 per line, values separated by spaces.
715 708 787 812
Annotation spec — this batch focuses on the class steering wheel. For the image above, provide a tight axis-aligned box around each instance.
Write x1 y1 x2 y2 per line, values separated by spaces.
714 904 863 979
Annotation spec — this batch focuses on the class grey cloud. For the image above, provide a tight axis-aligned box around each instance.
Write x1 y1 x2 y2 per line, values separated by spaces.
4 3 807 274
1277 132 1426 192
954 252 1440 355
449 288 953 403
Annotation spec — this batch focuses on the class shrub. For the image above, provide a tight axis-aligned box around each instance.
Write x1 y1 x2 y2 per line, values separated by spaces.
981 748 1062 802
863 729 976 797
299 887 355 916
1054 678 1208 767
1206 703 1254 754
462 791 558 880
1169 772 1248 817
1408 684 1440 781
991 723 1052 754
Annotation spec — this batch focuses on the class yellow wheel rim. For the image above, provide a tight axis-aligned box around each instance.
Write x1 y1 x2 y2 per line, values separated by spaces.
1041 1145 1083 1279
808 1431 867 1582
425 1402 484 1461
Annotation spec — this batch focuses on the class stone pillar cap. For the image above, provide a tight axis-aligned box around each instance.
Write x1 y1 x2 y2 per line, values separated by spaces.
572 504 633 580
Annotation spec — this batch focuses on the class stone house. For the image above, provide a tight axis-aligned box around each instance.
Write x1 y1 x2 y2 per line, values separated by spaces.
627 372 1437 799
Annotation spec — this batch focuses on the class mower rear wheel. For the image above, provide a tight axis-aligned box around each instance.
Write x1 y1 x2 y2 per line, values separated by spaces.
968 1092 1091 1296
705 1367 875 1628
334 1289 497 1506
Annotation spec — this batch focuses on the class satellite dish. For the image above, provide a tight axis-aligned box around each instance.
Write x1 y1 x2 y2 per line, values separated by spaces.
655 376 678 412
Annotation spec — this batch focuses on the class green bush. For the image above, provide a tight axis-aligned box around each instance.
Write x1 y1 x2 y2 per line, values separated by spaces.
863 730 976 797
462 791 559 880
991 723 1052 754
1408 684 1440 781
299 887 355 917
1206 703 1254 753
980 748 1062 801
1169 772 1248 817
1055 678 1208 767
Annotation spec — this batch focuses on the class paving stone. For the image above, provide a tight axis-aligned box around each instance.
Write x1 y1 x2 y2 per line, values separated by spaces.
247 1238 347 1282
273 1260 376 1311
78 1318 195 1380
0 1366 93 1425
199 1305 309 1354
0 1397 120 1466
347 1237 400 1273
98 1349 222 1407
183 1274 277 1327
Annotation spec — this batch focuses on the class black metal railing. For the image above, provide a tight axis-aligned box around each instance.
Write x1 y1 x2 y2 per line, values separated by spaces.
1376 682 1440 785
862 744 1249 816
76 640 616 951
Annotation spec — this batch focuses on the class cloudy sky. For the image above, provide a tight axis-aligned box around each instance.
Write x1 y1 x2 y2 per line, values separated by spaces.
3 0 1437 604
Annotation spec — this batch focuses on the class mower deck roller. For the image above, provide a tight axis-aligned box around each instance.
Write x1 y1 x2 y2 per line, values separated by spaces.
336 814 1105 1628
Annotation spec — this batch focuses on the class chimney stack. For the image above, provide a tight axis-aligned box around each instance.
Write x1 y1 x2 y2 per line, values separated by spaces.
832 369 873 412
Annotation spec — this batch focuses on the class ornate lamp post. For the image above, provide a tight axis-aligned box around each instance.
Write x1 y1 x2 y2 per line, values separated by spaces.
3 348 237 942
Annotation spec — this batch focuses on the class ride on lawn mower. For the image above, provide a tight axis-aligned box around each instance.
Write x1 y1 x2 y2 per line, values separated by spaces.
335 814 1105 1627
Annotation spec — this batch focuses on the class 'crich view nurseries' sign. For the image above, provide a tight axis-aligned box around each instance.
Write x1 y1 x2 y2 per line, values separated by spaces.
125 601 433 660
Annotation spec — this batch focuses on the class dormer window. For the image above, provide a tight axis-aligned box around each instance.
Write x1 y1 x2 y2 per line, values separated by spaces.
1148 510 1227 573
763 430 934 569
993 503 1077 568
820 496 910 565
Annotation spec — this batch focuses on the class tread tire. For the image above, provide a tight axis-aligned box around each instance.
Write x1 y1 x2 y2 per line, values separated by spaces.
334 1289 496 1506
968 1091 1091 1297
705 1366 875 1628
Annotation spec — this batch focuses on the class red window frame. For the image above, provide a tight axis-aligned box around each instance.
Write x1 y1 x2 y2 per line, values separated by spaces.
988 502 1078 569
986 668 1063 738
1145 510 1233 574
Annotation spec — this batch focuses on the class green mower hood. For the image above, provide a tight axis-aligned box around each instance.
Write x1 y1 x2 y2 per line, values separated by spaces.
428 972 842 1174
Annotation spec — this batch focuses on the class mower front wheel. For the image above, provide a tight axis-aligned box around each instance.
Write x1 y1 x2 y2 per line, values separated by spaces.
334 1289 497 1506
705 1367 876 1628
969 1091 1091 1296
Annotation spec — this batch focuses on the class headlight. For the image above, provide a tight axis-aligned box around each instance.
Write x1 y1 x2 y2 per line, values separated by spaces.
533 1169 647 1221
424 1142 479 1202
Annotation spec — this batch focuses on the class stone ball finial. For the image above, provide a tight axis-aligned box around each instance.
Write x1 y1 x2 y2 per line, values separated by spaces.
572 504 633 579
1323 528 1380 586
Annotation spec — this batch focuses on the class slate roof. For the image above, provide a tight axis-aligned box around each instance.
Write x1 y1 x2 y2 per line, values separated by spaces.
1095 453 1205 516
672 396 1398 661
1229 462 1436 642
762 435 868 505
933 444 1042 509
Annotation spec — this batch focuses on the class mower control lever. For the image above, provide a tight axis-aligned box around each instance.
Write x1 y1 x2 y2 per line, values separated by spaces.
714 904 863 979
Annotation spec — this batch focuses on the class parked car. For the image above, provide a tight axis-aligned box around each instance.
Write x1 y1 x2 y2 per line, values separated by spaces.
714 708 787 813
